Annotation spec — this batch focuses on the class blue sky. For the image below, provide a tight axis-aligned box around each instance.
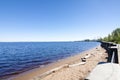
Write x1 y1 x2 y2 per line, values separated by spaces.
0 0 120 42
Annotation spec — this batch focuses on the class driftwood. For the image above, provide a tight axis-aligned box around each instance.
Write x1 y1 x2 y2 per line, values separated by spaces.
69 54 92 67
36 64 69 79
32 54 92 80
84 54 91 59
69 62 86 67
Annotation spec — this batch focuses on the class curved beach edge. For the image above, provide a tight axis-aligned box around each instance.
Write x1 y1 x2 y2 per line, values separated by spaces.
8 45 107 80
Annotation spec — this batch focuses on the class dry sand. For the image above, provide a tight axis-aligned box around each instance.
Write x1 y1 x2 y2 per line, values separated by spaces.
9 45 107 80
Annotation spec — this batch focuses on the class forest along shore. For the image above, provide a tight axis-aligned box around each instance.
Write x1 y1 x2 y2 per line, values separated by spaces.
11 45 108 80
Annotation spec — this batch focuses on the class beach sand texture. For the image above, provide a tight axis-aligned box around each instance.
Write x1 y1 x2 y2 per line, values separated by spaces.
11 46 107 80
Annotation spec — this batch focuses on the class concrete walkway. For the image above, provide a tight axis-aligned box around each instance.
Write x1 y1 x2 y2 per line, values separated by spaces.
85 63 120 80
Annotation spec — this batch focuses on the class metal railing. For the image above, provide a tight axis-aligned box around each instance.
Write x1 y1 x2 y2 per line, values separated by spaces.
111 51 115 63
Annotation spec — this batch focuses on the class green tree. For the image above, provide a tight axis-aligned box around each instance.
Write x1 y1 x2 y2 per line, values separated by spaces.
99 28 120 43
111 28 120 43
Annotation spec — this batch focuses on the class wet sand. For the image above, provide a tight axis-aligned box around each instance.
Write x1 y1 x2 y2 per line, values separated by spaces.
9 45 107 80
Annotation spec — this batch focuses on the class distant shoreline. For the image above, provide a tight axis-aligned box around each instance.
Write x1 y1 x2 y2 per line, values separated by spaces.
0 40 98 43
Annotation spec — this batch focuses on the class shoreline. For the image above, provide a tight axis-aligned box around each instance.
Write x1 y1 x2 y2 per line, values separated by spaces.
8 45 107 80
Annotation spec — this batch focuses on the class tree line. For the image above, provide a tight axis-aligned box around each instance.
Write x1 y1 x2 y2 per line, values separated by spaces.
98 28 120 44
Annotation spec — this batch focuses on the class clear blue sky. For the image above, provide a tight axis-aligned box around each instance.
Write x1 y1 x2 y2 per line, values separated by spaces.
0 0 120 42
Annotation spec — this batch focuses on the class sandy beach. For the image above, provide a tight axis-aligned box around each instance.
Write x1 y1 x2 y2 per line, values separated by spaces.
9 45 107 80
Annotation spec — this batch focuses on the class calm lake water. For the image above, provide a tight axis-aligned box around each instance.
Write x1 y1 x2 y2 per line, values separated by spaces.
0 42 100 78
